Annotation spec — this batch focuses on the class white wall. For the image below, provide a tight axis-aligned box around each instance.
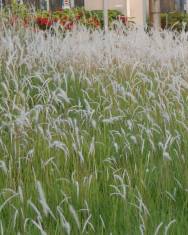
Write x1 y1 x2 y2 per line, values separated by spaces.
85 0 126 15
84 0 147 26
129 0 146 25
186 0 188 12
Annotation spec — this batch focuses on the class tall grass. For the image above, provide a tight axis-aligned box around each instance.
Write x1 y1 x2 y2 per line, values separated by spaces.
1 16 188 234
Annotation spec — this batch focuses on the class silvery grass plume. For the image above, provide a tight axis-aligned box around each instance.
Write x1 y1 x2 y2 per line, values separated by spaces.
0 12 188 234
36 181 56 220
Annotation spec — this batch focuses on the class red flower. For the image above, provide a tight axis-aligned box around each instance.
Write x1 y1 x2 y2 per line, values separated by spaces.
9 15 19 26
36 17 53 28
87 17 101 28
60 20 66 26
117 15 128 25
53 18 59 23
62 15 69 21
75 14 81 20
64 21 74 30
55 8 64 12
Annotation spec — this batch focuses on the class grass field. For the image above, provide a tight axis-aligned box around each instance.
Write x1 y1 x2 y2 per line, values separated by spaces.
1 20 188 234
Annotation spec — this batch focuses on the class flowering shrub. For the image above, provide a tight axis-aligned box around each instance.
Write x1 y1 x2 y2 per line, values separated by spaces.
35 8 129 31
2 3 130 32
161 12 188 31
36 17 54 29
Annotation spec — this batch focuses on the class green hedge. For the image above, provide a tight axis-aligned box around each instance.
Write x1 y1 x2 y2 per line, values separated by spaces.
161 12 188 31
3 3 121 25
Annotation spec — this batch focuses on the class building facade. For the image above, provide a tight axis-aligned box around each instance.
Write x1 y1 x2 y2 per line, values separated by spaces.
43 0 149 25
84 0 148 25
160 0 185 12
84 0 188 24
2 0 188 25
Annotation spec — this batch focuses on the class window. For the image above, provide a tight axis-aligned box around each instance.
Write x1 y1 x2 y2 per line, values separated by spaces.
74 0 84 7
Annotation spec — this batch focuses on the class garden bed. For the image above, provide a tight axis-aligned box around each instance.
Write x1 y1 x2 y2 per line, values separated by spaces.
161 12 188 31
2 3 131 31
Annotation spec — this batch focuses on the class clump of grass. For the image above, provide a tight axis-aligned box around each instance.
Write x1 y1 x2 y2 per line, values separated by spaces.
1 15 188 234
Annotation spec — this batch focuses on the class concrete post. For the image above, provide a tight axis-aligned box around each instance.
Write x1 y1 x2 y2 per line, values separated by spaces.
103 0 108 33
150 0 161 29
186 0 188 13
126 0 130 17
129 0 146 26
